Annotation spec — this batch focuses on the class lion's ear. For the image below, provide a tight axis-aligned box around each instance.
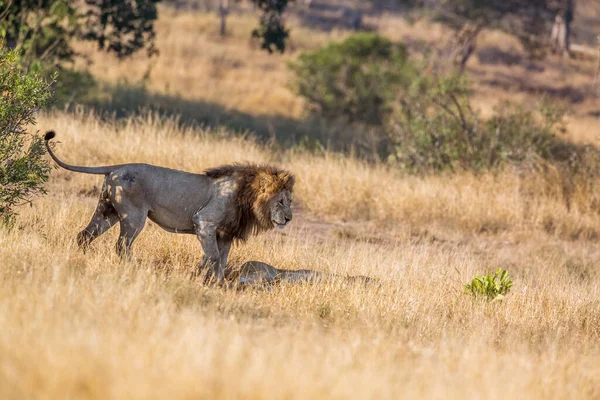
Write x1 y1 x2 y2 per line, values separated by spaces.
281 172 295 191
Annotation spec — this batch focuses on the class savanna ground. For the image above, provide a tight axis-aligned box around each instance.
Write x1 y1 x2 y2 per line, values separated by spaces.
2 2 600 399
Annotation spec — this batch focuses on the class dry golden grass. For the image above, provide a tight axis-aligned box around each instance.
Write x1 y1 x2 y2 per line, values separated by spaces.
5 5 600 398
35 110 600 241
1 111 599 399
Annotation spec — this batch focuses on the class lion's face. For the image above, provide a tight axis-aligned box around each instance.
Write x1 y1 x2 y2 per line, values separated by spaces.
269 190 293 229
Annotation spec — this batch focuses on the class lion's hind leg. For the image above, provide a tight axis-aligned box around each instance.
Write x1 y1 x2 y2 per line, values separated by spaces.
77 200 119 251
115 210 147 260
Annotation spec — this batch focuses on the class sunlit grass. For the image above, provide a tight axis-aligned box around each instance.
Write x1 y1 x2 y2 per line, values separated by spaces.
1 111 598 399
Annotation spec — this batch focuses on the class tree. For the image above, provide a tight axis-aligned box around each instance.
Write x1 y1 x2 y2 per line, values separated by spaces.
0 0 161 67
549 0 573 57
420 0 574 71
0 46 55 223
80 0 160 59
2 0 297 64
209 0 294 52
250 0 293 53
219 0 229 37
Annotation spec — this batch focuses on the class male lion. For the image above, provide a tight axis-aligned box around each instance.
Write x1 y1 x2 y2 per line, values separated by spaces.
44 131 294 282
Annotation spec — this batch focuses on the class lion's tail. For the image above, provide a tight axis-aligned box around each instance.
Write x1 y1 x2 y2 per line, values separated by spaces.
44 131 117 175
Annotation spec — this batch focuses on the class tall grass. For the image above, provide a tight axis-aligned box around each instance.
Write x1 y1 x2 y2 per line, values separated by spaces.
4 4 600 397
1 111 599 399
37 110 600 240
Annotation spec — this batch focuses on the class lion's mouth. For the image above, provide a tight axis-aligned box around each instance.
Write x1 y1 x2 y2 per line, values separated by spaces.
272 220 287 229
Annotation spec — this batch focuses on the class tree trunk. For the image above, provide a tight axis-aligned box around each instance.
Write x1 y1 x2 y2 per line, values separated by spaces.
351 10 362 31
219 0 229 37
594 35 600 94
451 22 483 75
550 0 573 57
565 0 574 55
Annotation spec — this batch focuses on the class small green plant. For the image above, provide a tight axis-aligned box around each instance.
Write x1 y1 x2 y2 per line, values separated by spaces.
464 268 513 301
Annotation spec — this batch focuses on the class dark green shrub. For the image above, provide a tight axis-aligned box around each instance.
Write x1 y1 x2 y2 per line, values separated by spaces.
0 47 55 224
388 69 567 172
388 72 476 171
291 35 576 174
0 0 160 65
289 33 412 126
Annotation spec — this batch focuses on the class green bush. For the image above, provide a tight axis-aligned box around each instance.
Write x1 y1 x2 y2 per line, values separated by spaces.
388 69 567 172
0 47 55 224
289 33 412 126
464 269 514 301
387 72 475 171
290 36 569 170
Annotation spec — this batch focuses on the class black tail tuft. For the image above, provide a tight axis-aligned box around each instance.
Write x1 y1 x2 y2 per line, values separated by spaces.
44 131 56 141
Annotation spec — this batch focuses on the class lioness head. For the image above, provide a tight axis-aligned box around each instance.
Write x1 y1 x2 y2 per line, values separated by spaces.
269 189 293 229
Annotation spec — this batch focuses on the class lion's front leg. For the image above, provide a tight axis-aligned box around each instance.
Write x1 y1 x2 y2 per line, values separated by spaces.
197 255 209 278
218 239 232 269
193 217 223 283
197 239 232 283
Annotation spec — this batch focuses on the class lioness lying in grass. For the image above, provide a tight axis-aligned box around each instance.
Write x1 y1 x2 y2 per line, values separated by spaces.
220 260 376 287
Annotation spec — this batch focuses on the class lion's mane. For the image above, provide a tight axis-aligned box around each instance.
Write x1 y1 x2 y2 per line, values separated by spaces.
205 164 295 241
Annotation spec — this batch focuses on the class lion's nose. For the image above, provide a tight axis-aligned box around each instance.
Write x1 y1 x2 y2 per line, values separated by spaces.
285 215 292 223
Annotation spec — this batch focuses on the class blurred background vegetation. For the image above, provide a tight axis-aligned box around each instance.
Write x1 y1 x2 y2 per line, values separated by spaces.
2 0 600 220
